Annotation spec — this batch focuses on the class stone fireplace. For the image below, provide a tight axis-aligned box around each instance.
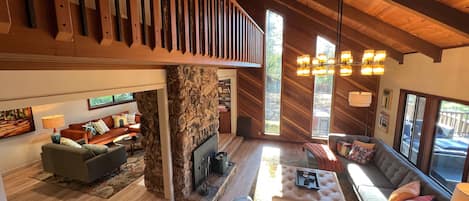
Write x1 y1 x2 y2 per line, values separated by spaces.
137 66 220 201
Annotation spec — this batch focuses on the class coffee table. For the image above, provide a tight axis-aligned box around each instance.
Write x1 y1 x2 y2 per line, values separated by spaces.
112 133 142 155
253 164 346 201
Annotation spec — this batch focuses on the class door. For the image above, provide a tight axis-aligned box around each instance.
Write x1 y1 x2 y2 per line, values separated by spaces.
399 94 427 165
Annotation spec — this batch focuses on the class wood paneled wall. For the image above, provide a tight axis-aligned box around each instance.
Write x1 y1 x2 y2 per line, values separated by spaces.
237 0 379 142
0 0 263 68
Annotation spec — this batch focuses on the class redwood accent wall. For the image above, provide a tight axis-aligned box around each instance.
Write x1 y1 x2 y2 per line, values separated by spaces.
237 0 380 142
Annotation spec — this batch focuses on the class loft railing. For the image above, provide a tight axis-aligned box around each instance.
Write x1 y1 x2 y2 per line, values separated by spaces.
0 0 264 68
439 111 469 137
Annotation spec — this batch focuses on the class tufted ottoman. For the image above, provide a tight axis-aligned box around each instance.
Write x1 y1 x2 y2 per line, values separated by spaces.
254 164 345 201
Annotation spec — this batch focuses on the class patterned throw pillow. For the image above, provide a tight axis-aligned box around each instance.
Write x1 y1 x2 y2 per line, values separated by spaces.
389 181 421 201
405 195 434 201
336 141 352 157
112 115 129 128
347 144 375 164
127 113 137 124
82 122 97 136
92 119 110 135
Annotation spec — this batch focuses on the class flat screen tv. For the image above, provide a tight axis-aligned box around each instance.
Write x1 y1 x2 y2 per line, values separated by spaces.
0 107 35 139
192 134 218 190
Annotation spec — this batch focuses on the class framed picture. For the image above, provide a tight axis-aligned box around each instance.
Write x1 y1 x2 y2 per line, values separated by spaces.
0 107 35 139
382 89 393 110
378 112 390 133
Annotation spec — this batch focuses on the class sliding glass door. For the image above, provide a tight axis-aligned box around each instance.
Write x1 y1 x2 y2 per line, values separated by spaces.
429 100 469 192
399 94 426 165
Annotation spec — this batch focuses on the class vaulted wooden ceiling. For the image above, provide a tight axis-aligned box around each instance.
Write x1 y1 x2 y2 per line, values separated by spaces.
293 0 469 63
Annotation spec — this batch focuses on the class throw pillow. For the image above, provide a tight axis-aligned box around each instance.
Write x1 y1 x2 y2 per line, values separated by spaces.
347 144 375 164
60 137 82 148
92 119 110 135
127 113 137 124
353 140 376 150
405 195 434 201
82 122 97 136
112 115 129 128
82 144 109 155
336 141 352 157
389 181 421 201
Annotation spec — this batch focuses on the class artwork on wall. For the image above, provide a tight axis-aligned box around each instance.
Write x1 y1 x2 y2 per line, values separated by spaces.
378 112 390 133
382 89 393 110
0 107 35 139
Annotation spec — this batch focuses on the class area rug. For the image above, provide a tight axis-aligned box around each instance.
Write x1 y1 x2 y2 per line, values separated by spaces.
32 150 144 199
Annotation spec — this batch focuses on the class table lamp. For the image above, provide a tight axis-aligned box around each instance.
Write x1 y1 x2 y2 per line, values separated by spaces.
42 115 65 144
452 183 469 201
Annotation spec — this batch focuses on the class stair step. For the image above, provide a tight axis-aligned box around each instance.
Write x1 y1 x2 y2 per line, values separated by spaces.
223 136 244 159
219 134 236 151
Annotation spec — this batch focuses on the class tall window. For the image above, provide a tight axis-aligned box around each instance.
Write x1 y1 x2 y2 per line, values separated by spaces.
312 37 335 137
88 93 135 110
396 90 469 193
264 10 284 135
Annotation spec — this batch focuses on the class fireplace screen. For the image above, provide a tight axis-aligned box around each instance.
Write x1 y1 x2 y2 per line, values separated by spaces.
192 134 219 189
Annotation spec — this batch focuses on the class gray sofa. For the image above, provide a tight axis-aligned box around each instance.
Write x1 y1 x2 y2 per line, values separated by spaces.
328 134 451 201
41 143 127 183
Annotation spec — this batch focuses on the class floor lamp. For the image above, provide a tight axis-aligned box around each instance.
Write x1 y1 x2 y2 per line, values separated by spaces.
348 92 372 136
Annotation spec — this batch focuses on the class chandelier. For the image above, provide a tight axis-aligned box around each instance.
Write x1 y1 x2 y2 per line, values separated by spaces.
296 0 387 77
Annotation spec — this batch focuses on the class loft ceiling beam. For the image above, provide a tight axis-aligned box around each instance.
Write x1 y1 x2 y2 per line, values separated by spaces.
386 0 469 41
270 0 404 63
311 0 443 62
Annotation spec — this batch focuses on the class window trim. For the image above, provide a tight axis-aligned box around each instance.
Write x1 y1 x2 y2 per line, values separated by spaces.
263 9 285 136
88 93 135 110
394 89 469 191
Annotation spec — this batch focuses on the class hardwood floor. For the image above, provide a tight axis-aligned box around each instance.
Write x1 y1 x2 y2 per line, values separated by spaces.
3 139 356 201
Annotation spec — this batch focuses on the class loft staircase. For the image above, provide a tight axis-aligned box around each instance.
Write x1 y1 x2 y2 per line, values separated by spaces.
219 133 244 159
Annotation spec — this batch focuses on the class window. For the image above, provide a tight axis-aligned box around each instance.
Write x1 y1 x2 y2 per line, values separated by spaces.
399 94 426 165
264 10 284 135
312 37 335 137
88 93 135 110
429 100 469 192
395 90 469 193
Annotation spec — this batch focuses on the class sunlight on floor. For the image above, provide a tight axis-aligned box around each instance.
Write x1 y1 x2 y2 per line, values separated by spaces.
253 146 283 201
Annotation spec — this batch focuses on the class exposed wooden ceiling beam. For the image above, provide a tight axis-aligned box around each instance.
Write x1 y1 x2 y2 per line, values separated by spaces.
270 0 404 63
386 0 469 40
311 0 443 62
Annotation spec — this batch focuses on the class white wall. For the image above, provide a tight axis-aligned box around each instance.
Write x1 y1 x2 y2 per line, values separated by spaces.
0 99 138 174
374 46 469 146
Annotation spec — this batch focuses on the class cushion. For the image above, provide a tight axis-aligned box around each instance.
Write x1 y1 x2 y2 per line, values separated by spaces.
347 144 375 164
112 115 129 128
83 144 109 155
88 127 128 144
92 119 110 135
60 137 82 148
405 195 434 201
341 158 395 189
353 140 376 149
389 181 421 201
82 122 97 136
127 113 136 124
358 186 393 201
337 141 352 157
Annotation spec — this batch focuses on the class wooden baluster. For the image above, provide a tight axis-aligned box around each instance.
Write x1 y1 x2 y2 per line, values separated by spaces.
54 0 74 42
128 0 142 47
211 0 216 57
236 8 240 61
97 0 113 45
242 15 245 61
141 0 148 46
227 1 231 60
78 0 88 36
194 0 200 55
218 0 222 58
115 0 124 41
184 0 190 53
0 0 11 34
223 0 227 59
203 0 208 56
25 0 36 28
177 0 184 52
170 0 177 51
151 0 162 49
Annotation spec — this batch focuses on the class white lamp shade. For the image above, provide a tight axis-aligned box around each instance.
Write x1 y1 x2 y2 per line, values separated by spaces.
41 115 65 129
452 183 469 201
348 92 372 107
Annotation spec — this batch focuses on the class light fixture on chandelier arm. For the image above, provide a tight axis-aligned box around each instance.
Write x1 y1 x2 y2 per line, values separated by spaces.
296 0 387 77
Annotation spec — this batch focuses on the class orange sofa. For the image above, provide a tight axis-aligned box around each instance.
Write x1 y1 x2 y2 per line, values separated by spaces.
60 112 141 145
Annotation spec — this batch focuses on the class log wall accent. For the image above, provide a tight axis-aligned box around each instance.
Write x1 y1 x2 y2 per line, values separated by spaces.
0 0 263 68
237 0 379 142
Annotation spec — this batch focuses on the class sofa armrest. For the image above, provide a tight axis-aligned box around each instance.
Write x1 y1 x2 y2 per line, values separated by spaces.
85 145 127 182
328 133 371 153
61 129 87 141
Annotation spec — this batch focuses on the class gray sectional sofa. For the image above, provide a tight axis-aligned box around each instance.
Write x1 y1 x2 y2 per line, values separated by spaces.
328 134 451 201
